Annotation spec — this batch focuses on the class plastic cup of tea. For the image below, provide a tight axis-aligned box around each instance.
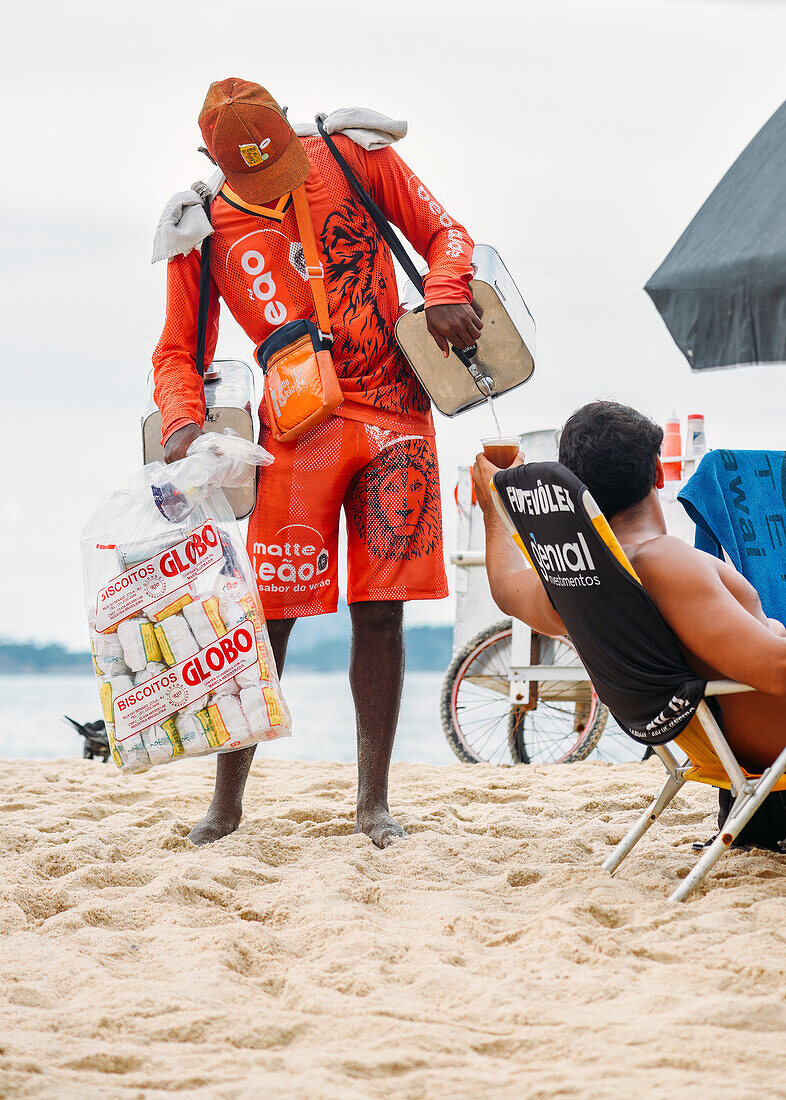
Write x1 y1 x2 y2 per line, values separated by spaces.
482 437 521 469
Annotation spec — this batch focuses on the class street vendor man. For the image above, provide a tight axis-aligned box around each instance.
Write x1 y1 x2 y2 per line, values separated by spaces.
152 78 482 847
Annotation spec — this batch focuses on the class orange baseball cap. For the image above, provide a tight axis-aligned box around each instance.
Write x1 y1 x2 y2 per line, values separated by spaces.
198 78 310 204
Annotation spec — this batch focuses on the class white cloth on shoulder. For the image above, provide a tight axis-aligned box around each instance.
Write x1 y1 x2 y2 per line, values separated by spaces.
151 169 224 264
151 110 406 264
293 108 407 150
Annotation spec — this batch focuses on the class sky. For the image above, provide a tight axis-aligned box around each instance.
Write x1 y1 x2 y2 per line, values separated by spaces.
3 0 786 649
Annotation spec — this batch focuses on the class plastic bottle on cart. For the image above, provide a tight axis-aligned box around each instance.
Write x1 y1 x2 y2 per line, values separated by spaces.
683 414 707 481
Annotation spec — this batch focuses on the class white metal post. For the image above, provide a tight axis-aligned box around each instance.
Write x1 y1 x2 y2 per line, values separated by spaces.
510 618 532 705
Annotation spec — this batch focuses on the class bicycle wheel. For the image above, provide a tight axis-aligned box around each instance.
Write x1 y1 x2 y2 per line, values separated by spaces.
508 633 608 763
440 620 518 764
589 712 651 763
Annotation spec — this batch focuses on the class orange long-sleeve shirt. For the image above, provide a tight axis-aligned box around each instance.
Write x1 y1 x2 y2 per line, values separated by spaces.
153 134 474 444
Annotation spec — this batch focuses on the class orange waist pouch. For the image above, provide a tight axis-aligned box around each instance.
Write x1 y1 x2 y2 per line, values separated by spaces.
255 183 343 443
256 319 343 442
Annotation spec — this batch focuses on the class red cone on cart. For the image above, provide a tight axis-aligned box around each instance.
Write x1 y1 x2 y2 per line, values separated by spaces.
662 413 682 481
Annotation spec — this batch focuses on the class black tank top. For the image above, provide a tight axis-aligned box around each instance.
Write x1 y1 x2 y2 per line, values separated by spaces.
492 462 706 745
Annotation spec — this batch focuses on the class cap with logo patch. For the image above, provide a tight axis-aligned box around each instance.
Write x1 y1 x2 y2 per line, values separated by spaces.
198 78 310 204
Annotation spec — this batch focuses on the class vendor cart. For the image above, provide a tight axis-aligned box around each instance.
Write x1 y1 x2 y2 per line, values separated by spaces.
441 429 696 766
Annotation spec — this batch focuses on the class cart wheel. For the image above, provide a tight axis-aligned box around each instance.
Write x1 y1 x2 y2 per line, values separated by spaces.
441 620 607 765
508 634 608 764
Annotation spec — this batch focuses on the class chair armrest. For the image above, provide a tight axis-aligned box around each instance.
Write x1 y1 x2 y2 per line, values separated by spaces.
704 680 756 697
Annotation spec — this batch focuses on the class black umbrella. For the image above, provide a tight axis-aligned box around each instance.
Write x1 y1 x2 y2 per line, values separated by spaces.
646 98 786 371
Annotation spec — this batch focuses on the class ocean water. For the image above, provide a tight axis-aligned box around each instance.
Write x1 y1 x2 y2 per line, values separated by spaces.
0 672 456 767
0 672 644 769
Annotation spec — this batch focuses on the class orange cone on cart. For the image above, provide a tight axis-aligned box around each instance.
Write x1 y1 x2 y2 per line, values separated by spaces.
662 413 682 482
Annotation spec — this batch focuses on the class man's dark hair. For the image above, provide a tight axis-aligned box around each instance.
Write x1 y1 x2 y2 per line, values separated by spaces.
558 401 664 518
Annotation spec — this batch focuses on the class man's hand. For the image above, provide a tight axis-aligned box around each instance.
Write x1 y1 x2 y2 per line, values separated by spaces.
472 450 566 636
163 423 203 464
472 451 524 513
425 299 484 358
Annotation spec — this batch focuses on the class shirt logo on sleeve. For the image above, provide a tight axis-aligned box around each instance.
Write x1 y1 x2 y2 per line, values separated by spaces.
409 179 454 230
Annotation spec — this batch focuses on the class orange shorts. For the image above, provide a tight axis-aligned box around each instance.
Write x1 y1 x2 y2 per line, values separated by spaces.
247 415 448 619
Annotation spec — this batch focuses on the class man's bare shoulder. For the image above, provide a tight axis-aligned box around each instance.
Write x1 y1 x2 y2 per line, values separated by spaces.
632 531 769 629
628 534 719 590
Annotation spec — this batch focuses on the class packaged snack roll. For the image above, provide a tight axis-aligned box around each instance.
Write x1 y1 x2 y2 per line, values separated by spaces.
91 631 129 677
240 684 286 734
182 595 226 647
176 710 212 756
117 731 149 771
147 590 195 623
133 661 167 686
99 674 150 769
238 685 268 735
207 695 249 747
117 618 162 672
154 614 199 666
217 595 247 632
105 725 124 769
141 725 175 765
98 674 134 728
141 714 185 765
235 633 273 687
160 715 185 756
213 571 244 604
235 661 260 688
238 592 263 631
115 529 188 570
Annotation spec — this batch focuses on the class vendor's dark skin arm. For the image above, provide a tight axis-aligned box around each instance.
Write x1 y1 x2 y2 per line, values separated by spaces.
164 422 203 464
472 453 566 637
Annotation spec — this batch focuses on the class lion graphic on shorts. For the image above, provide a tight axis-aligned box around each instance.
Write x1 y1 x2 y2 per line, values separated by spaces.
350 438 441 560
322 202 430 416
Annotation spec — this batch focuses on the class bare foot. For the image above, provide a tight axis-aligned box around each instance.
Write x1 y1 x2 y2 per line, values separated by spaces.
354 805 407 849
188 806 241 846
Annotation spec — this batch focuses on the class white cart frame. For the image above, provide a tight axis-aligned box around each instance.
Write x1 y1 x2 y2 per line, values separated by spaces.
452 431 584 712
451 431 701 712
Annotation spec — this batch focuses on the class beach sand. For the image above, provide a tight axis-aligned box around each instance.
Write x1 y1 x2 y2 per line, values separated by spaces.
0 757 784 1100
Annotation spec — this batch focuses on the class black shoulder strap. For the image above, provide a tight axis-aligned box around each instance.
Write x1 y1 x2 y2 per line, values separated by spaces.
316 118 482 376
191 181 212 380
316 116 425 297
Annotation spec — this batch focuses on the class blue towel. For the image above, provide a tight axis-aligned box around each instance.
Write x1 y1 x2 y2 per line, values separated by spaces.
678 449 786 622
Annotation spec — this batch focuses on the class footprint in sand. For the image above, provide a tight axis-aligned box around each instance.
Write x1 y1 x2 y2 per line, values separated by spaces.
506 868 542 888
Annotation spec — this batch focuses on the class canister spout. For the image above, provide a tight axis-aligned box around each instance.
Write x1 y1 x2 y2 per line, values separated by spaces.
451 344 495 397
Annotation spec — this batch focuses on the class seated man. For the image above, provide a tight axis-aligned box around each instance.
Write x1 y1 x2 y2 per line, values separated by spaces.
472 400 786 773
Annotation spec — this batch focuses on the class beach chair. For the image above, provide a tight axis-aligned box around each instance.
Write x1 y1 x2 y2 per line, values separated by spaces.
491 461 786 902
